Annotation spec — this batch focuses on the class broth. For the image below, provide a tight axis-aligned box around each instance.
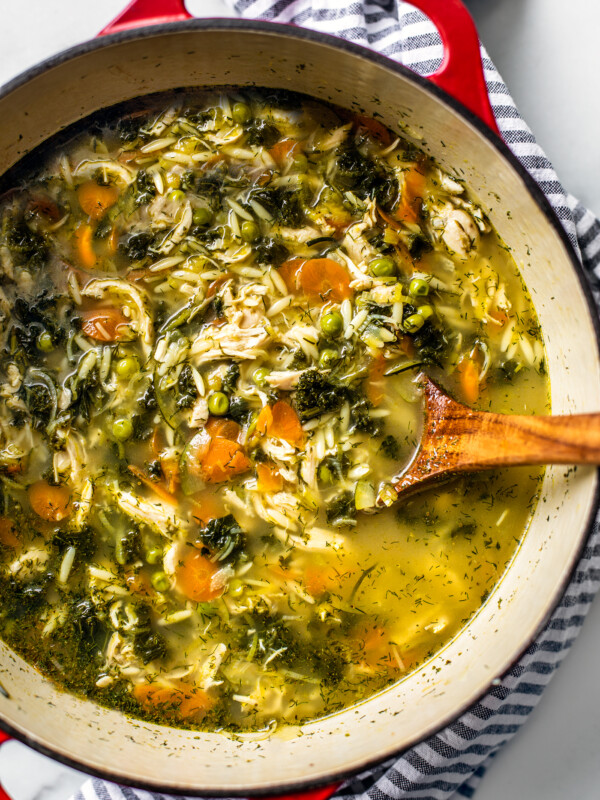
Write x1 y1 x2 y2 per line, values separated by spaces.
0 89 547 732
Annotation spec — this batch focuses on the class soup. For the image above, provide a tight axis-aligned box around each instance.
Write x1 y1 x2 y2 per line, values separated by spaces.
0 89 547 733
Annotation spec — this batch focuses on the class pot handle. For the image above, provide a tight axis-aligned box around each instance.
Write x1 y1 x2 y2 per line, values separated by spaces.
99 0 192 35
264 784 342 800
0 731 12 800
405 0 499 134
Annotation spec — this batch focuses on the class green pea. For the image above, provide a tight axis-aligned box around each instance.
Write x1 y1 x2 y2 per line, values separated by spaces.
320 310 344 337
404 313 425 333
241 220 260 243
115 355 140 379
319 348 340 369
167 189 185 202
409 277 429 297
417 304 434 321
192 207 212 226
370 256 396 278
145 547 163 565
208 391 230 416
36 331 54 352
232 102 251 124
228 578 244 598
112 418 133 441
151 571 171 592
291 153 308 173
253 367 270 386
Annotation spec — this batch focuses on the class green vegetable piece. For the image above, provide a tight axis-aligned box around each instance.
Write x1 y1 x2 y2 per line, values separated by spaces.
253 367 270 386
145 547 163 565
409 277 429 297
228 578 244 597
320 310 344 337
115 529 140 566
319 348 340 369
355 478 376 511
241 220 260 243
232 102 251 124
36 331 54 352
115 356 139 379
112 417 133 441
404 313 425 333
192 207 212 226
370 256 396 278
167 189 185 202
417 304 434 321
151 571 171 592
208 391 230 416
318 463 334 485
292 153 308 173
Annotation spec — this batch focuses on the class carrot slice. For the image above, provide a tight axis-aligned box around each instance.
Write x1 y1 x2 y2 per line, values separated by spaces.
205 417 242 442
191 489 226 526
133 683 214 720
176 550 224 602
107 225 119 253
304 563 339 597
77 181 119 220
277 258 305 293
29 481 71 522
80 307 132 342
457 355 481 405
256 463 284 493
128 465 179 507
125 569 154 598
269 137 301 167
74 223 97 268
353 113 393 146
201 438 251 484
298 258 352 303
257 400 305 448
394 166 426 225
0 518 19 548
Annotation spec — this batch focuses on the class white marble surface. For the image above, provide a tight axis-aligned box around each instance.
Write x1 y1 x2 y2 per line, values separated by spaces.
0 1 599 799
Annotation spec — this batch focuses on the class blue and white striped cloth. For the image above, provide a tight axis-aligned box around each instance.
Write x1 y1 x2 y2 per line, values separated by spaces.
76 2 600 799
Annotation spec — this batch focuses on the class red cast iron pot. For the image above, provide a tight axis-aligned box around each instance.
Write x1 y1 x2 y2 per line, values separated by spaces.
0 1 598 797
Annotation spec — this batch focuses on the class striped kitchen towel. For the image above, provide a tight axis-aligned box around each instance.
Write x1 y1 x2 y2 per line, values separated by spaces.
74 2 600 800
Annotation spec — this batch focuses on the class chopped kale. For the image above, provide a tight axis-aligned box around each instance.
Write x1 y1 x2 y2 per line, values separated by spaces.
68 367 106 423
3 217 48 269
133 629 168 665
133 170 157 206
198 514 245 563
245 119 281 148
250 188 304 227
294 369 347 421
411 321 450 366
379 435 401 460
348 392 381 436
254 236 289 266
334 144 398 211
116 117 140 142
222 363 240 395
176 363 197 410
139 383 158 411
52 524 95 559
407 233 433 260
317 453 349 484
227 395 251 423
326 491 357 528
20 381 53 431
121 231 153 261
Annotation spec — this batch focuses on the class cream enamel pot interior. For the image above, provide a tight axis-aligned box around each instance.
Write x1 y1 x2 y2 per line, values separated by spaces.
0 10 599 798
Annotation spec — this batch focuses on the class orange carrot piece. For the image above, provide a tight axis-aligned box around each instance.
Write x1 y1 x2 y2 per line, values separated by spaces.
201 438 251 484
457 356 481 405
277 258 305 293
176 550 224 602
29 481 71 522
107 225 119 253
298 258 352 303
0 518 19 548
128 465 179 507
269 137 301 167
256 463 284 493
258 400 305 448
133 683 214 720
77 181 119 220
206 273 232 298
74 223 97 268
80 307 132 342
205 417 242 442
366 356 387 408
191 489 226 526
353 113 393 146
304 563 338 597
125 569 154 598
394 166 426 225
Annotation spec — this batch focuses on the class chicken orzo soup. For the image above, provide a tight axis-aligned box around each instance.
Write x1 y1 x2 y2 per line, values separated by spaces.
0 89 548 732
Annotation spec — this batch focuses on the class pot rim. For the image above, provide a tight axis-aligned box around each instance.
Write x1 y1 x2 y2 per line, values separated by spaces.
0 17 599 797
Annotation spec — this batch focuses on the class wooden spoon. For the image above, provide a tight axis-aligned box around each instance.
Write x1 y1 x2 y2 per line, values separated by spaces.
395 373 600 501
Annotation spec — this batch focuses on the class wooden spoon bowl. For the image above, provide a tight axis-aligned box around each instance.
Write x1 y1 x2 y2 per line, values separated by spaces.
394 373 600 501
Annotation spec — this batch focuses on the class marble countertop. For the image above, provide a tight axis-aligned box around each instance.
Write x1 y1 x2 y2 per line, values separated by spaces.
0 2 598 799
